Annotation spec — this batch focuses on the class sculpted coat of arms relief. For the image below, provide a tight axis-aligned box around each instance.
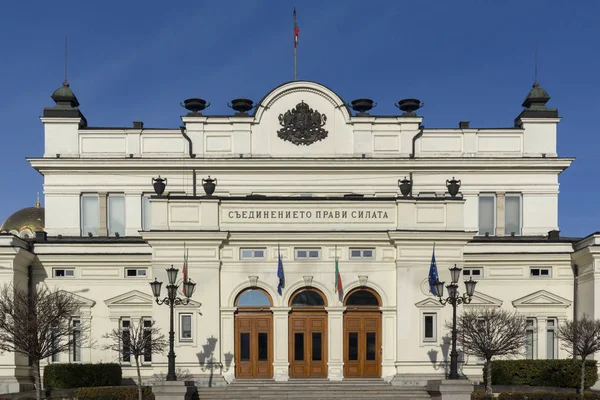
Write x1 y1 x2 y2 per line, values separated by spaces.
277 101 328 146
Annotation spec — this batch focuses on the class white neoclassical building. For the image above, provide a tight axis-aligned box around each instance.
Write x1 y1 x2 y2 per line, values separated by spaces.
0 78 598 393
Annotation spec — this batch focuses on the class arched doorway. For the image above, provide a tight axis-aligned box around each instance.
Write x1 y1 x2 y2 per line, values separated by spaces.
289 288 328 378
343 288 382 378
234 288 273 379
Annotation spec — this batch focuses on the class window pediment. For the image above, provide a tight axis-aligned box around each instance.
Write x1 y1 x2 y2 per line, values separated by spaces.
463 291 502 308
512 290 571 308
415 298 444 309
105 290 153 307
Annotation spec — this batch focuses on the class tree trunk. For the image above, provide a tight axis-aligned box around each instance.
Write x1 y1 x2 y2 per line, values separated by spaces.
135 356 143 400
580 357 586 398
32 360 42 400
485 359 493 395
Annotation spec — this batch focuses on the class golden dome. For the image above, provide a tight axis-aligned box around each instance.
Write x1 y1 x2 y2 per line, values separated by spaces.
1 201 44 238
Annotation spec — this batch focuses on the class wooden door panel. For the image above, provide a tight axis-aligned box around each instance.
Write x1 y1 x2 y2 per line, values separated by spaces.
289 312 328 378
343 311 381 378
235 313 273 379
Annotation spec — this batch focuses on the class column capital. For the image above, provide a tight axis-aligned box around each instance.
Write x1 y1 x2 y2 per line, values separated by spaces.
271 307 291 314
324 307 346 314
220 307 237 313
381 306 397 314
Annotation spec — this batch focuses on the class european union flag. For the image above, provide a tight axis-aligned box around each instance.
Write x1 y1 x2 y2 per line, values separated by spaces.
428 246 439 296
277 248 285 296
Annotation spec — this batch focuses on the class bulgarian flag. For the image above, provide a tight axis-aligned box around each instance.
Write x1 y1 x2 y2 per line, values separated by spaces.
294 8 299 47
335 254 342 293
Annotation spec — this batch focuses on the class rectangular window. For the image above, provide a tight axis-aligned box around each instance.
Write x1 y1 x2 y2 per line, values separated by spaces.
463 268 483 279
547 318 557 359
53 268 75 278
240 248 266 260
525 318 536 359
478 194 496 236
179 313 192 341
81 194 99 237
423 313 436 341
258 333 269 361
121 319 131 363
143 319 152 363
530 267 551 278
125 268 148 278
71 319 81 362
348 332 358 360
240 333 250 361
141 195 151 231
108 194 126 237
295 248 320 259
505 194 522 236
50 327 60 362
349 248 375 259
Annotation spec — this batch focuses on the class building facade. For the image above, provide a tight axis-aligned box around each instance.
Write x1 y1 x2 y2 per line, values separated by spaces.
0 79 598 393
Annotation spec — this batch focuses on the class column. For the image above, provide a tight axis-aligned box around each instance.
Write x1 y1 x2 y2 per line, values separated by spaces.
325 307 345 381
381 306 397 377
272 307 291 381
496 192 505 236
220 307 236 383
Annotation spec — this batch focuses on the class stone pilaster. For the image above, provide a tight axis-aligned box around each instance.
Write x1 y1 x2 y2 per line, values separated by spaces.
496 192 505 236
325 307 345 380
272 307 291 381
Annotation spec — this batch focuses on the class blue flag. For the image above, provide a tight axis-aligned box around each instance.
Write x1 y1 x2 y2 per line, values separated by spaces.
277 248 285 295
428 246 439 296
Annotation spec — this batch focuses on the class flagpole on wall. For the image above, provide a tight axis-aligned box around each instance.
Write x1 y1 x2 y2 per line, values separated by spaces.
293 8 298 81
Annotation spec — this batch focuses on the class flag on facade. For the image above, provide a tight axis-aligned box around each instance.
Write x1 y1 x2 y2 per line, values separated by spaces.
294 8 299 47
428 244 439 296
182 244 189 296
335 256 342 293
277 245 285 295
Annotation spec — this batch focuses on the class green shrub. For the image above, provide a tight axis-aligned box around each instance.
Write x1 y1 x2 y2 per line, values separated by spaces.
471 390 494 400
75 386 154 400
43 363 122 389
484 359 598 389
497 392 600 400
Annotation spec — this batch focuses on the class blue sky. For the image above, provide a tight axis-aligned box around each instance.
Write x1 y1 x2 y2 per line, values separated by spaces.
0 1 598 237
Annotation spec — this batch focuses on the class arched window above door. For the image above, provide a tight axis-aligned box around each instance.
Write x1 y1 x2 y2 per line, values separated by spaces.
345 289 380 307
290 289 326 307
236 289 272 307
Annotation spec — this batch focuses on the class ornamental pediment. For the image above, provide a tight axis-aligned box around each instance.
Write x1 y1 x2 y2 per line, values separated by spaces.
512 290 571 308
463 291 502 308
105 290 153 307
59 291 96 308
415 298 444 308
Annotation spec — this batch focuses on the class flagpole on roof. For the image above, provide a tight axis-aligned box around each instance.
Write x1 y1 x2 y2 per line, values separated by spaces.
293 8 297 81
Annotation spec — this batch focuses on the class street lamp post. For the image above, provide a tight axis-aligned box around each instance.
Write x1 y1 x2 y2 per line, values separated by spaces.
433 265 477 380
150 266 196 381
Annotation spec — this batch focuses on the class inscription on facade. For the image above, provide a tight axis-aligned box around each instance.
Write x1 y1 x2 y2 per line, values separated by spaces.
225 209 390 221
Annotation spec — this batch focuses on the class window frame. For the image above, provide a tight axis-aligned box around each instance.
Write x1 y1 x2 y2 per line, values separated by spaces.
525 318 537 360
504 193 523 237
530 267 552 278
240 248 267 260
179 313 193 342
107 193 126 237
142 318 153 364
125 268 148 278
423 313 437 342
80 193 100 237
546 318 558 359
71 318 82 363
349 248 375 260
463 267 483 279
53 268 75 278
478 193 497 236
295 248 321 260
141 194 152 231
120 318 132 364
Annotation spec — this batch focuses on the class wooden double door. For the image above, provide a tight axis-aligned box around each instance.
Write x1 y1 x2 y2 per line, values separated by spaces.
343 311 382 378
235 311 273 379
289 311 328 378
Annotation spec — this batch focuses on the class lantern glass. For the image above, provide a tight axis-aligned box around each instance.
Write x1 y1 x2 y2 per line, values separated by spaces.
447 283 458 298
167 285 177 299
166 266 179 285
464 277 477 297
434 281 445 298
449 265 462 284
150 278 162 298
184 281 196 298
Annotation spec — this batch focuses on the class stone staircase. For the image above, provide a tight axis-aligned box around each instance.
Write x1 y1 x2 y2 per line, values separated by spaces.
197 379 431 399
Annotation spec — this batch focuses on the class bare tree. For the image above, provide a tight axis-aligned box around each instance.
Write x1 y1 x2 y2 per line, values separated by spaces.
0 283 86 400
447 308 527 395
557 315 600 397
102 318 166 400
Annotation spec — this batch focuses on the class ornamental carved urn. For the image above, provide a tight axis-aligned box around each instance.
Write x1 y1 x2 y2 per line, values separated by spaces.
182 98 210 114
395 98 422 116
152 176 167 196
446 177 461 197
398 176 412 197
202 176 217 196
349 98 376 115
228 98 254 115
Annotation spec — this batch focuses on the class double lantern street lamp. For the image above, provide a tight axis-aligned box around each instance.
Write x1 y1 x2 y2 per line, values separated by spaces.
433 265 477 380
150 266 197 381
